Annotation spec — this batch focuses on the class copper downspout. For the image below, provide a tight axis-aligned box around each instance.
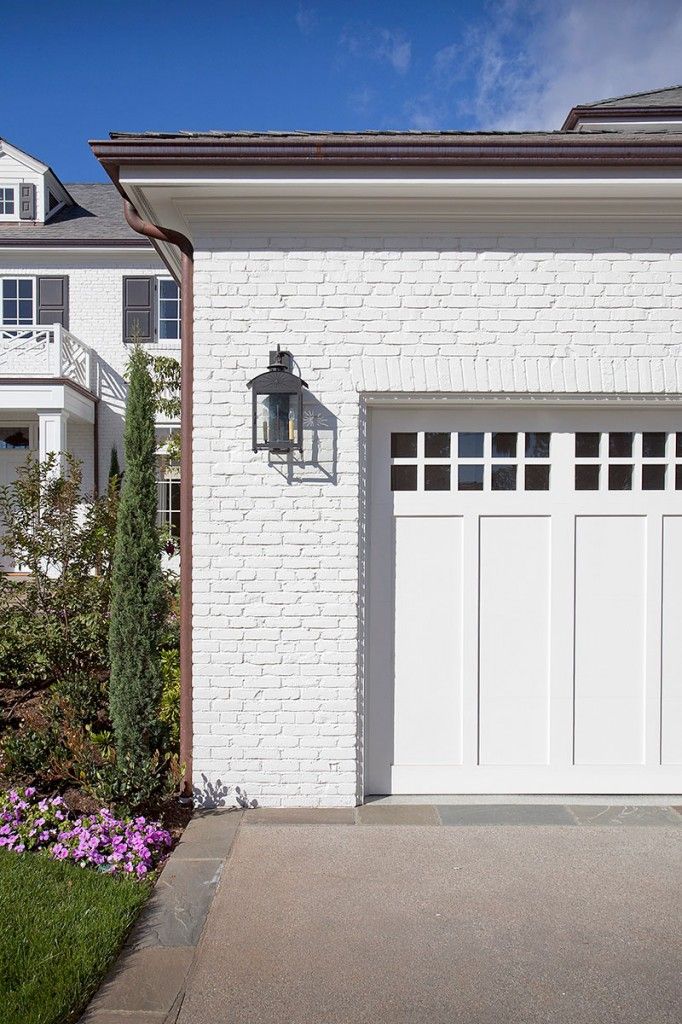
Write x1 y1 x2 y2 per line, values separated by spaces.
114 180 194 798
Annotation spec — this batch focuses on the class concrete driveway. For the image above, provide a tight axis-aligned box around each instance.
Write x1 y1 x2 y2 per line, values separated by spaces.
174 806 682 1024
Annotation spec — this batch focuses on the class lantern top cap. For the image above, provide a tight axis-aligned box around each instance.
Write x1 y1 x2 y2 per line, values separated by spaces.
247 346 308 390
247 368 308 391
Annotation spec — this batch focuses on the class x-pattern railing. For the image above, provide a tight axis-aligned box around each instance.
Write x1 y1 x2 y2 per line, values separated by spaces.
0 324 95 393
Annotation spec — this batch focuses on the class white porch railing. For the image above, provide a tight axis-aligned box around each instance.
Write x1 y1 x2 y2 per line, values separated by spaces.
0 325 96 394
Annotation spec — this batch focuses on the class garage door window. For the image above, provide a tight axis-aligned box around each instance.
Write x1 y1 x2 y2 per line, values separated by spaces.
574 431 682 491
390 431 552 492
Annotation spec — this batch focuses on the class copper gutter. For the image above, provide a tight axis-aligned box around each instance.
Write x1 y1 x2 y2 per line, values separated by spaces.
108 170 194 797
91 132 682 167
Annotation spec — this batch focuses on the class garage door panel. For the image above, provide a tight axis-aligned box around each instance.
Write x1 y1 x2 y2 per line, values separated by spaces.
574 516 646 766
394 516 463 766
479 516 551 766
369 409 682 795
662 516 682 765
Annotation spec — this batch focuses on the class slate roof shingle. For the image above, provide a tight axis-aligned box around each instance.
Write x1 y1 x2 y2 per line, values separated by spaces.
0 183 149 245
582 85 682 109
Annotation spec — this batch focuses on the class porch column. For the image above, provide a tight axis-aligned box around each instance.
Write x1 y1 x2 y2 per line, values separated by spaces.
38 411 68 476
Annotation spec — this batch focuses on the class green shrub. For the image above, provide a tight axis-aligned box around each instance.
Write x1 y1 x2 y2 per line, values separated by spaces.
0 455 117 692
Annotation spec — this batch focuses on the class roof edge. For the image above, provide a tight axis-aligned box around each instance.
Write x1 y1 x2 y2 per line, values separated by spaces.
562 105 682 131
0 237 151 249
90 133 682 169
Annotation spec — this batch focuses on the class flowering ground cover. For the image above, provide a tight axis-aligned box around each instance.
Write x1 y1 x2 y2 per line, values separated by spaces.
0 848 151 1024
0 788 172 876
0 788 174 1023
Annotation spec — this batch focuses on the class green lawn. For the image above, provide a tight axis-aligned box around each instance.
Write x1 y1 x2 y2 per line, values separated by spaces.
0 849 150 1024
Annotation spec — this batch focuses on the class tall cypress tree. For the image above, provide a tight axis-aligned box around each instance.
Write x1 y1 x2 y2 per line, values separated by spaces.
109 347 166 768
108 446 122 490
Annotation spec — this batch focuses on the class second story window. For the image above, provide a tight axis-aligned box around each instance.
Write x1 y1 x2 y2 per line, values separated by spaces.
123 276 181 344
0 187 15 218
1 278 35 326
158 278 181 340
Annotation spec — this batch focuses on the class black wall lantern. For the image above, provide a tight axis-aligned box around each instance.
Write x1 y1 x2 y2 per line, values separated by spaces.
247 347 308 454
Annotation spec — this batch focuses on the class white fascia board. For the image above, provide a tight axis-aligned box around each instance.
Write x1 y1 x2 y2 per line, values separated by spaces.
119 164 682 243
0 383 95 423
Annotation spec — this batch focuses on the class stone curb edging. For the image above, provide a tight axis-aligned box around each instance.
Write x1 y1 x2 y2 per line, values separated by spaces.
79 808 243 1024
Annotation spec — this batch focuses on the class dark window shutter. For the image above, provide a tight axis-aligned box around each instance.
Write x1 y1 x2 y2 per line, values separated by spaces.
37 276 69 328
123 276 155 343
19 184 36 220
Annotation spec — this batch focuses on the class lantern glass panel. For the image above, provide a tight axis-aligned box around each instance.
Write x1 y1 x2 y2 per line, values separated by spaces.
258 392 298 448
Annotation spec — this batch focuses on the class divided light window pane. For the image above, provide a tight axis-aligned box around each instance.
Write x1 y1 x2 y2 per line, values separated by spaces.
458 465 483 491
458 432 483 458
609 432 633 458
525 432 550 458
491 432 516 458
642 464 666 490
642 432 666 458
575 433 600 458
424 432 450 458
158 278 181 340
0 188 14 215
1 278 34 326
424 465 450 491
491 465 517 490
391 464 418 491
391 432 417 458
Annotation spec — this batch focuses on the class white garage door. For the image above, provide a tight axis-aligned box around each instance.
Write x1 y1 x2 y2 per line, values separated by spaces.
366 406 682 795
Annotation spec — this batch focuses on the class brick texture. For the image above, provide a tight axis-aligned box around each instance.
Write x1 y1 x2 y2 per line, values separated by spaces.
191 222 682 806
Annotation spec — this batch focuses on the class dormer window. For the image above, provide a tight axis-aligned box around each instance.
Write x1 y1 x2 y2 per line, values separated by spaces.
48 190 60 212
0 187 16 219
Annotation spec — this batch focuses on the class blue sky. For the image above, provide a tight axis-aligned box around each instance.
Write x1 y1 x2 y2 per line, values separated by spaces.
2 0 681 181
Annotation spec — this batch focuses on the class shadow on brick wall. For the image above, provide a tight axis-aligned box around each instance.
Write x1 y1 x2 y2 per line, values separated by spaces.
269 394 337 485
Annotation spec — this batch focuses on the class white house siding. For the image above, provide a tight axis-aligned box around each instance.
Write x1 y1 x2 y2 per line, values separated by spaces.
191 216 682 807
0 252 180 491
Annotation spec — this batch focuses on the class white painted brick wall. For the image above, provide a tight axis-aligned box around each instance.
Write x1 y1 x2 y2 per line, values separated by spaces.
0 252 179 490
191 219 682 807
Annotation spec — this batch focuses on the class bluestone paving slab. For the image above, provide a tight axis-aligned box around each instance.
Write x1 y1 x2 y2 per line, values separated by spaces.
356 803 440 825
175 824 682 1024
80 1013 167 1023
243 806 355 825
438 803 576 825
82 947 194 1017
171 808 241 859
567 804 682 827
131 858 223 949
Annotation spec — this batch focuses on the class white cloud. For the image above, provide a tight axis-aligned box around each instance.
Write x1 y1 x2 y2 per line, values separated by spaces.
340 25 412 74
452 0 682 130
295 4 318 35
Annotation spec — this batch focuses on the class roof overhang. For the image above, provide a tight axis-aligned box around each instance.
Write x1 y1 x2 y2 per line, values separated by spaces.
90 132 682 273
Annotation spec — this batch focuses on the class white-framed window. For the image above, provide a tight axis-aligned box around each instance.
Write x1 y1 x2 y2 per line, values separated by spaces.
157 475 181 539
0 187 16 219
1 278 35 326
0 426 30 450
158 278 181 341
